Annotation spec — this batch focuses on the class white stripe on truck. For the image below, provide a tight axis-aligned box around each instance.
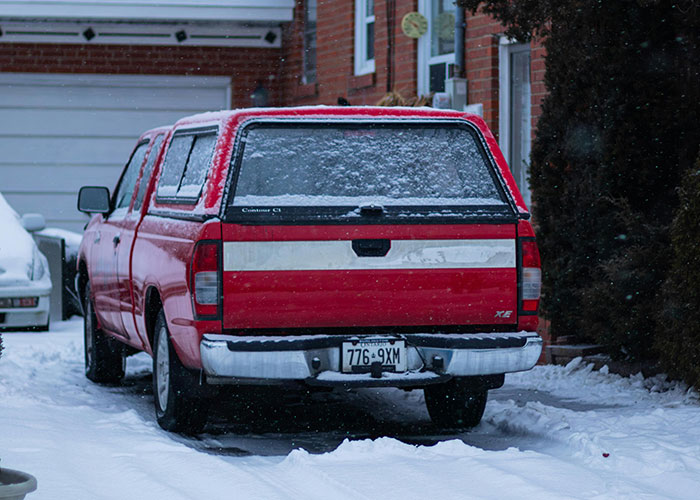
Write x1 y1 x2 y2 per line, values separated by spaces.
223 239 515 271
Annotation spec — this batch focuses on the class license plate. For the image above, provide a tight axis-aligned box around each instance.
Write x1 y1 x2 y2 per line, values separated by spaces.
341 339 406 373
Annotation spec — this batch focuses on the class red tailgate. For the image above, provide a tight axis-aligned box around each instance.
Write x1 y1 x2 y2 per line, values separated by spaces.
221 224 517 330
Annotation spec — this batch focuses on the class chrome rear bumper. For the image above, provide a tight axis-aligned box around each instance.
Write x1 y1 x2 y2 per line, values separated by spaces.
200 331 542 387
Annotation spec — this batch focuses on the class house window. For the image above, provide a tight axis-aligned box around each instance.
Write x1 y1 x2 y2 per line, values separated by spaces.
303 0 317 84
354 0 375 75
418 0 456 95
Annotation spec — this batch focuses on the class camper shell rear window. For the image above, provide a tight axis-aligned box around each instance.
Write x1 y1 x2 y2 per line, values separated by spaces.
223 120 516 224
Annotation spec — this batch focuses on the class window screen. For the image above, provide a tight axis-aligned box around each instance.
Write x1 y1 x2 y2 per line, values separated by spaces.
114 141 149 209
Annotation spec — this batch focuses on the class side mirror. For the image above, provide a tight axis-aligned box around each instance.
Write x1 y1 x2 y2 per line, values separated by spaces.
78 186 111 214
21 213 46 232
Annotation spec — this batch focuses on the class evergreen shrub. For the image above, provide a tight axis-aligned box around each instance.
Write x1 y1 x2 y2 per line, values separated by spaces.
658 156 700 387
459 0 700 362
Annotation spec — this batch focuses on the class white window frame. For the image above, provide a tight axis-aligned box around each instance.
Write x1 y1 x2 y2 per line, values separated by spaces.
499 36 532 206
354 0 375 75
417 0 455 96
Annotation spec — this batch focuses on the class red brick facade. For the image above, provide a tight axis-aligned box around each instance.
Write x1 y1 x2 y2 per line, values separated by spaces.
0 43 284 108
0 3 545 138
279 1 545 140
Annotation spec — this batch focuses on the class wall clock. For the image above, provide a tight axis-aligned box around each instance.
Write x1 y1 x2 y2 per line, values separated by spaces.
401 12 428 39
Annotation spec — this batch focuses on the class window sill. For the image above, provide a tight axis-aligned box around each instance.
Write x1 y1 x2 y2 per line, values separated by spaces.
347 72 376 91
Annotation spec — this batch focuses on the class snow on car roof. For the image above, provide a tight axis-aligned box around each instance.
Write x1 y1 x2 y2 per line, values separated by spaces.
171 105 487 129
0 192 36 281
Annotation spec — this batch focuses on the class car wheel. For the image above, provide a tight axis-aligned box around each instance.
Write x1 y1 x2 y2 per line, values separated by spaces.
152 309 209 433
424 380 488 429
83 282 124 384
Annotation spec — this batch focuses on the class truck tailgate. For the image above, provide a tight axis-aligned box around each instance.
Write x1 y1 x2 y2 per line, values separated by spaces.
221 224 517 330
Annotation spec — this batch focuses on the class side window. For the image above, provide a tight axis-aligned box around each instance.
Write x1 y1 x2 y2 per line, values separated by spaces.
177 134 217 198
114 141 149 210
133 135 164 212
156 129 218 202
157 135 194 198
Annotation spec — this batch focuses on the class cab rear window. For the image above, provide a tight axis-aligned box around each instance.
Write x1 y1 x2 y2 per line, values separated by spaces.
225 122 514 223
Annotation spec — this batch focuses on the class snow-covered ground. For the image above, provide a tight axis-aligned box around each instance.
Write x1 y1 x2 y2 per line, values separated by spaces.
2 319 700 499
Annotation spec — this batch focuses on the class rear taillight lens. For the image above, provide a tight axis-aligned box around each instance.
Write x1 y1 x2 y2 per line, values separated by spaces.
191 241 220 318
520 239 541 312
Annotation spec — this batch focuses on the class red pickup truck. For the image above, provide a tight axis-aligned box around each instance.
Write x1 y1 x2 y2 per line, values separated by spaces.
77 106 542 433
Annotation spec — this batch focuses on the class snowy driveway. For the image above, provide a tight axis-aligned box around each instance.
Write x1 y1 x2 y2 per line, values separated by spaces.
2 318 700 499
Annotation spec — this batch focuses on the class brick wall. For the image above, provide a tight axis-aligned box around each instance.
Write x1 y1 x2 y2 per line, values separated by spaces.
464 10 502 134
280 1 545 139
0 43 284 107
282 0 420 107
0 4 547 133
530 40 547 132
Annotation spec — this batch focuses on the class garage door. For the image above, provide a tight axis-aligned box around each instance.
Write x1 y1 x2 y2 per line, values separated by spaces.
0 73 231 233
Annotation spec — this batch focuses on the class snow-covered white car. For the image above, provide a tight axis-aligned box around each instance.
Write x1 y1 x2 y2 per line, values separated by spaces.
0 193 51 331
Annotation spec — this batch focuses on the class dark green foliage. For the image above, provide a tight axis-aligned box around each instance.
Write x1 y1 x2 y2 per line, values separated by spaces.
658 157 700 387
458 0 700 361
579 201 669 360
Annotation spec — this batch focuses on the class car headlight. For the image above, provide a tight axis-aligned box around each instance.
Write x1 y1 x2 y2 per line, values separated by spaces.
31 246 46 281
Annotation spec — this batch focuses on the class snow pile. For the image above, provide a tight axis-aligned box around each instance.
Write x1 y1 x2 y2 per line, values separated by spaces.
2 322 700 499
0 192 36 285
508 356 698 406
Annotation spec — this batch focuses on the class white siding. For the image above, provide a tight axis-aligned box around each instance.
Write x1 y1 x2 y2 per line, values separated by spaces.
0 73 230 233
0 0 295 22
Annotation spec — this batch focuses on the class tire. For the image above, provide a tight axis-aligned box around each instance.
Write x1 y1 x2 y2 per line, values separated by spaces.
84 282 124 384
152 309 209 433
424 380 488 429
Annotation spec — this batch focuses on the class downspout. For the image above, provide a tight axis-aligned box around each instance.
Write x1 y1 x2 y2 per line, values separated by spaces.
386 0 396 92
454 5 466 78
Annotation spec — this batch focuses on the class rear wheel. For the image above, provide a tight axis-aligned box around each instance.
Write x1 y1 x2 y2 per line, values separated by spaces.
424 380 488 429
152 310 209 433
83 282 124 384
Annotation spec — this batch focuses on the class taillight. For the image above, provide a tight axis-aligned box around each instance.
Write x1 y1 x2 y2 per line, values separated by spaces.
520 239 541 312
191 241 220 318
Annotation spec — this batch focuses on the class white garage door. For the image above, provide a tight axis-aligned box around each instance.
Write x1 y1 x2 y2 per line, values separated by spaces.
0 73 231 233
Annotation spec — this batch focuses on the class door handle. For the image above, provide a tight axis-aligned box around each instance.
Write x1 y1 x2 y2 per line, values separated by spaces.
113 233 121 247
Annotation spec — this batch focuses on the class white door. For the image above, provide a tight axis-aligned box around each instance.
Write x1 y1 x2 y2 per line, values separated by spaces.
499 41 532 206
0 73 230 232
